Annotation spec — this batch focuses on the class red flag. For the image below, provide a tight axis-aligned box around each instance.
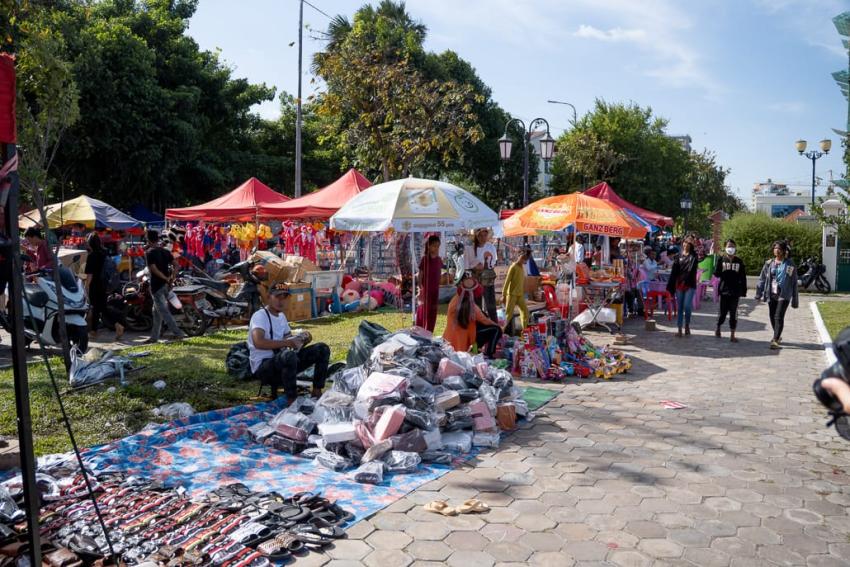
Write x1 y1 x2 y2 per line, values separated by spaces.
0 53 16 144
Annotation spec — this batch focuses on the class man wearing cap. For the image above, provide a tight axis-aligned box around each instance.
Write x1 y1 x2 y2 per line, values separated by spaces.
248 282 331 400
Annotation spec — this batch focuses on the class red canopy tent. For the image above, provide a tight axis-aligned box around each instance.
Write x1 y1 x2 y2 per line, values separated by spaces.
499 209 517 220
258 168 372 219
165 177 290 222
583 182 674 228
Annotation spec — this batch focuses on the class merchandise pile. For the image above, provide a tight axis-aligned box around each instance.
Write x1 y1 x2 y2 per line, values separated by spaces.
249 324 530 484
506 315 632 381
1 460 353 566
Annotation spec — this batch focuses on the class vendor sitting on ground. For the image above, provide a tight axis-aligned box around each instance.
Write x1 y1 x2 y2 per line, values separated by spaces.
444 270 502 357
248 282 331 401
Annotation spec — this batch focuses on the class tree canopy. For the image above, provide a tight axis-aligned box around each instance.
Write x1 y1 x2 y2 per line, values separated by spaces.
551 100 742 233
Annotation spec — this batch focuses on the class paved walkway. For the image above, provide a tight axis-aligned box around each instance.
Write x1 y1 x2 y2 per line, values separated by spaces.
306 296 850 567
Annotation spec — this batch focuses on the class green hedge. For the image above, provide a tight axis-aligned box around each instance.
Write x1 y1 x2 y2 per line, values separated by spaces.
722 213 821 275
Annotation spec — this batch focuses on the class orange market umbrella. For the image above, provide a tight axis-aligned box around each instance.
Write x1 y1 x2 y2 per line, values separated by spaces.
502 192 647 238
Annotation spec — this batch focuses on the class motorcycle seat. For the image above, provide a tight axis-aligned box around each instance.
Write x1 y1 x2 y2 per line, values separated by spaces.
172 285 205 294
24 285 49 308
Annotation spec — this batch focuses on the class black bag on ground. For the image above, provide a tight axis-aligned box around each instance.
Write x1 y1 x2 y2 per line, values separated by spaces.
346 320 390 367
226 341 253 380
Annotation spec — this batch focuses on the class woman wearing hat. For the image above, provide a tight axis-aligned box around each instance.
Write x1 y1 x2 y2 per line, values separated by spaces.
443 271 502 356
466 228 499 321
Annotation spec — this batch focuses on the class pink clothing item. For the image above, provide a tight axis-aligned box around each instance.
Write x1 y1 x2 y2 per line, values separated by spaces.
374 405 406 441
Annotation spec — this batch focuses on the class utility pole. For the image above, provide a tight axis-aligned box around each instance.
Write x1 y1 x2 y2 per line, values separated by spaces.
295 0 304 198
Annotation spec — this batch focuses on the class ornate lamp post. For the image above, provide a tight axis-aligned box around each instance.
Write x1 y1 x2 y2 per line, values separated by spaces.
680 193 693 235
498 118 555 208
796 139 832 206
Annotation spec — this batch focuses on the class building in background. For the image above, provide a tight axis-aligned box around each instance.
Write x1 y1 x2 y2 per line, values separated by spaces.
529 130 552 195
751 178 811 217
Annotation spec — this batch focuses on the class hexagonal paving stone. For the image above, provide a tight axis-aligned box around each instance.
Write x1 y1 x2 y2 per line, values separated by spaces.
363 549 413 567
554 523 597 541
484 541 532 562
404 522 451 541
407 541 453 562
704 497 742 512
446 550 495 567
518 532 564 553
756 544 806 566
668 528 712 547
326 540 373 561
515 514 557 532
638 538 684 558
481 506 520 524
445 531 490 552
806 556 849 567
594 530 639 550
609 550 653 567
372 513 413 531
783 508 824 525
682 548 731 567
725 488 763 503
505 485 544 500
695 519 738 538
529 551 577 567
366 530 412 550
561 541 610 561
346 520 376 540
655 513 695 529
568 486 606 500
480 523 526 543
624 521 667 539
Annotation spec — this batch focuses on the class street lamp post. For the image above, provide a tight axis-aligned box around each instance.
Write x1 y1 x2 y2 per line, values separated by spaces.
795 139 832 206
498 117 555 208
680 193 693 235
547 100 577 126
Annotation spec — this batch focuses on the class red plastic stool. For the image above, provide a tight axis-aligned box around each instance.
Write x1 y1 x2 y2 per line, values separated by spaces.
645 290 675 321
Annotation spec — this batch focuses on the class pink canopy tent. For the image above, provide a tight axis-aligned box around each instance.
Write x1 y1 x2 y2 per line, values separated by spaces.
165 177 290 222
583 182 674 228
258 168 372 219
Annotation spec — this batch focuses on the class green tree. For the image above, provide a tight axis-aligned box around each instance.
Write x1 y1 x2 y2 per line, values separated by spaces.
722 213 821 274
314 1 483 181
551 100 742 230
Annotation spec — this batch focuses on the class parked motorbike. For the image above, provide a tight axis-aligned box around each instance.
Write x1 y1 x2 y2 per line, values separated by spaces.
799 257 831 293
121 269 208 336
0 265 89 351
175 267 248 324
214 259 263 316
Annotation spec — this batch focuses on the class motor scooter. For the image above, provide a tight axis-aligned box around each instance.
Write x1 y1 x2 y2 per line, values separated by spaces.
121 269 208 336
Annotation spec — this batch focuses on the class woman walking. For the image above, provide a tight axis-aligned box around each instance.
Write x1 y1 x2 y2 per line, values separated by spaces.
666 239 699 337
85 233 108 339
415 234 443 333
714 238 747 342
756 240 799 349
465 228 498 322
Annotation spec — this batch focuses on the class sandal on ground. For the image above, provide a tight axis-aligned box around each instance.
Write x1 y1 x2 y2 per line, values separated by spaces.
290 530 332 550
297 520 346 539
44 547 83 567
455 499 490 514
424 500 457 516
263 532 303 554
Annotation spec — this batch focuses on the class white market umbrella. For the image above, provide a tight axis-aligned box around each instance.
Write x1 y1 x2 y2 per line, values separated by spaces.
330 177 501 322
330 177 501 235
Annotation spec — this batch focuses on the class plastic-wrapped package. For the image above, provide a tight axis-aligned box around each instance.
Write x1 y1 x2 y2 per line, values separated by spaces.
473 431 501 448
247 423 275 443
446 406 472 420
442 375 467 391
270 411 315 442
403 392 433 412
423 428 442 450
474 361 490 381
492 370 513 390
496 403 517 430
453 351 475 370
445 417 474 431
408 376 437 398
513 399 529 417
332 366 368 396
361 438 393 462
463 372 483 389
318 422 357 443
314 451 353 472
299 446 324 459
403 408 435 430
345 442 365 464
353 461 385 485
391 429 427 453
437 358 465 381
265 434 305 454
468 400 490 418
501 386 524 401
316 390 355 424
420 451 452 465
0 486 23 523
369 392 403 412
435 390 460 410
357 372 408 402
441 430 473 453
457 389 479 402
375 404 406 441
478 384 498 415
382 451 421 473
287 396 316 415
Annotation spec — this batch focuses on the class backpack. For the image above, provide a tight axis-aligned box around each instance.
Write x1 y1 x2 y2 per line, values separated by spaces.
226 341 253 380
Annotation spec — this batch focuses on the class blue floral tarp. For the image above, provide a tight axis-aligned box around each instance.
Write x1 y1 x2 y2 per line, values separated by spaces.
81 398 453 523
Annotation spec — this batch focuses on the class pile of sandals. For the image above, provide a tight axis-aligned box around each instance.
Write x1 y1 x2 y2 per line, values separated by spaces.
1 478 353 566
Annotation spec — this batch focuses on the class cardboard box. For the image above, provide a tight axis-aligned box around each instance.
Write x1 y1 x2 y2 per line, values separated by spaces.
524 275 541 295
282 255 319 283
280 284 313 322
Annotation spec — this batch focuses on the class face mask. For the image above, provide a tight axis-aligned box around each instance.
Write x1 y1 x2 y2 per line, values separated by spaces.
726 247 736 255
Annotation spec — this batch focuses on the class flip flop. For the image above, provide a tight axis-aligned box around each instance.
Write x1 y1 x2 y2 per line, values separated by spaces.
423 500 458 516
297 520 346 539
456 499 490 514
291 530 332 550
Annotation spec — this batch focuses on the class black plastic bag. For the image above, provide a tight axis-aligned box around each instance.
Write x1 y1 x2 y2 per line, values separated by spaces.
382 451 421 473
347 320 390 367
420 451 452 465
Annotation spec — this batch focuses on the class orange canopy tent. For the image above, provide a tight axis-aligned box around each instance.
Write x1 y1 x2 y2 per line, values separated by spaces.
502 192 647 238
165 177 290 222
258 168 372 219
583 182 674 228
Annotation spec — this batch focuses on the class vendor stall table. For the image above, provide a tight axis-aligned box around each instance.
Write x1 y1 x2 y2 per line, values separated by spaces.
578 281 622 333
656 268 672 282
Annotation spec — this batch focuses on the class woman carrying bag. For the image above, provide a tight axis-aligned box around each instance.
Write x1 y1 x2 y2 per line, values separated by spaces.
465 228 499 322
755 240 799 350
666 239 699 337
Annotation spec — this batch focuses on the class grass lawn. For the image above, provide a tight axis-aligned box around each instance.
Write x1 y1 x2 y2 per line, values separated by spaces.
0 307 449 456
816 301 850 339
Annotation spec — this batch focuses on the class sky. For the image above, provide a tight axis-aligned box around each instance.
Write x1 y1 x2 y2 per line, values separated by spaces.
187 0 849 206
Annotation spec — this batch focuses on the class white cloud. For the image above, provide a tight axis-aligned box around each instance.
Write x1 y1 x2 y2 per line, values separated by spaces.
753 0 849 59
768 101 807 113
573 25 647 43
